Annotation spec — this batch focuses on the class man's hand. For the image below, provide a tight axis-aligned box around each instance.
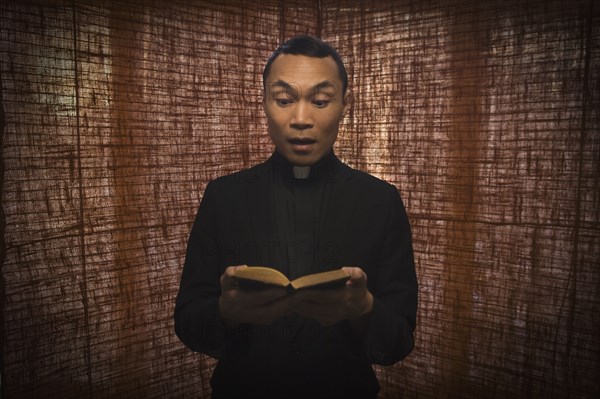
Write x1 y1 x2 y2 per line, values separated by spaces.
218 265 295 325
293 266 374 328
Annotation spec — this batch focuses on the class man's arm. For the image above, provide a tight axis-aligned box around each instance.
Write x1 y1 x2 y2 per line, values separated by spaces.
293 185 418 365
174 182 298 356
362 186 418 364
174 181 234 357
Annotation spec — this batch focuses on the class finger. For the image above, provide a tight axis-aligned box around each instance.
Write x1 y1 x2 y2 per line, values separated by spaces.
225 287 289 308
243 287 290 304
294 287 346 303
251 295 296 324
341 266 367 288
220 265 248 290
221 289 294 324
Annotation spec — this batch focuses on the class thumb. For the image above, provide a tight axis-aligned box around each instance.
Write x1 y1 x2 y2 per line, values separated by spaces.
341 266 367 288
221 265 248 290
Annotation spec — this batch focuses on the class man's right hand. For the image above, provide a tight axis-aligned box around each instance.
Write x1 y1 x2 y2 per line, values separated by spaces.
218 265 295 325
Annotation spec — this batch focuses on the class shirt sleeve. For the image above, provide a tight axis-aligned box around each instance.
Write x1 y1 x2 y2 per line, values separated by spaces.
173 181 249 358
363 185 418 365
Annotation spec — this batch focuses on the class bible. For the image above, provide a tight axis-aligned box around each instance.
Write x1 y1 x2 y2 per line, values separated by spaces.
232 266 349 291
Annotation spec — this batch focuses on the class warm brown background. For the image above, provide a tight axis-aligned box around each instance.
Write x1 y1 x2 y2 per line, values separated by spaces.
1 0 598 398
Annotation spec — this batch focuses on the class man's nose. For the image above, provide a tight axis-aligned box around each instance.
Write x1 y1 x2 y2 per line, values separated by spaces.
290 101 314 130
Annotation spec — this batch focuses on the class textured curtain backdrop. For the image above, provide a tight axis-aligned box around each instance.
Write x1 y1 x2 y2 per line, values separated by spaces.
323 1 599 397
0 0 598 398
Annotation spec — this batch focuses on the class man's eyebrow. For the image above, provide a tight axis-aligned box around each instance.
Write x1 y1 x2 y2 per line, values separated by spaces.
269 80 338 94
270 80 295 91
310 80 338 93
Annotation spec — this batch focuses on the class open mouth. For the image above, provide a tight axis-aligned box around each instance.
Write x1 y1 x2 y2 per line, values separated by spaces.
288 137 317 152
288 137 317 145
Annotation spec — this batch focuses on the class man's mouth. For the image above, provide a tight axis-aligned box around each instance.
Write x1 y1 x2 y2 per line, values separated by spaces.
288 137 317 151
289 137 316 145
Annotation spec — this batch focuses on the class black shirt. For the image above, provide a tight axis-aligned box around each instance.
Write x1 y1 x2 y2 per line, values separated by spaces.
175 151 418 399
270 150 338 280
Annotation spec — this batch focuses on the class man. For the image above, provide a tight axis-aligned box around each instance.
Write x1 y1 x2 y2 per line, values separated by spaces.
175 35 418 399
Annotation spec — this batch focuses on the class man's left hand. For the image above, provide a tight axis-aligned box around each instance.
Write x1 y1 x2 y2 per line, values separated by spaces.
293 266 374 327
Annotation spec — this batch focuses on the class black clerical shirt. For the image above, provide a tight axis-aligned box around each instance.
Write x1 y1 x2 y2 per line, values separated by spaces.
175 151 418 399
270 150 338 280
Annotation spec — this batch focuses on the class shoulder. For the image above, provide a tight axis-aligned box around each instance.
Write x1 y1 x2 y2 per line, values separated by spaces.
337 160 399 197
198 161 270 214
206 160 270 190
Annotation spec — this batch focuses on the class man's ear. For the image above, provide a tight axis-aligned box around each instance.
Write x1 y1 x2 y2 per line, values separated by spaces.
262 90 268 111
342 89 353 116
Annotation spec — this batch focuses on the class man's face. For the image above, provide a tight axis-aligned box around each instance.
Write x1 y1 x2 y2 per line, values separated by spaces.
263 54 350 166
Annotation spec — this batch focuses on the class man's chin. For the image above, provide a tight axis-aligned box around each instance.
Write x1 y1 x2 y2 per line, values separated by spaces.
286 153 320 166
281 148 332 166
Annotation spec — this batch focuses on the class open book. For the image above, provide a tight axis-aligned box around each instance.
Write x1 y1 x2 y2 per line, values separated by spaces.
232 267 349 291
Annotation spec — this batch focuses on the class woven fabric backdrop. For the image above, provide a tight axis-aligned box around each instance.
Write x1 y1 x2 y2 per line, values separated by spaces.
1 0 598 398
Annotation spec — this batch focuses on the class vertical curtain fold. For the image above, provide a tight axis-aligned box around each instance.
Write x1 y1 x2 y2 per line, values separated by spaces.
440 6 486 391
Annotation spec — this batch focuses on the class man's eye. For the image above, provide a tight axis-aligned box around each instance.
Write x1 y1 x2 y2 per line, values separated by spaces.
313 100 330 108
275 98 293 106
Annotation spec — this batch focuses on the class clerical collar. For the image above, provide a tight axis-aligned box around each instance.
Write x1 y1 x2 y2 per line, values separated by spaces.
270 150 337 181
292 166 311 179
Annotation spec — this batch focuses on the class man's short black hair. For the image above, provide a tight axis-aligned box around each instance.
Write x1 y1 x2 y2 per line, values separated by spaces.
263 35 348 94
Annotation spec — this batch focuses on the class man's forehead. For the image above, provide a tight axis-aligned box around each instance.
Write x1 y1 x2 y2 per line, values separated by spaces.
267 55 341 83
270 79 338 91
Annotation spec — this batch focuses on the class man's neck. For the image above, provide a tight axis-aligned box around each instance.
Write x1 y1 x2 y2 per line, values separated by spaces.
292 165 311 179
271 150 336 181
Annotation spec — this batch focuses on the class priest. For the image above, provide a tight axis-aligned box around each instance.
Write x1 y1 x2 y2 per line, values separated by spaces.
174 35 418 399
